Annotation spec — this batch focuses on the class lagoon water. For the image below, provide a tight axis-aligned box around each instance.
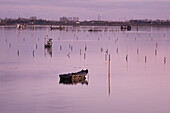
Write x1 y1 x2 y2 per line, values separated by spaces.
0 25 170 113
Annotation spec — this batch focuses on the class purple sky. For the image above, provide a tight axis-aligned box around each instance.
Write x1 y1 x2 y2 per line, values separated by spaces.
0 0 170 21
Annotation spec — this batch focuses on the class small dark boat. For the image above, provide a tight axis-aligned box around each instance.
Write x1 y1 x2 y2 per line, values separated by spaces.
44 38 52 48
50 26 64 30
121 25 131 31
88 29 102 32
59 69 88 85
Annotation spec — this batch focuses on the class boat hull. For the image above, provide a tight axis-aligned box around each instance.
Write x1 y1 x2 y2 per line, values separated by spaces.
59 69 88 85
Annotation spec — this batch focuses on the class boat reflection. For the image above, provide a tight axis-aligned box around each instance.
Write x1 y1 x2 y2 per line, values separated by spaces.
59 77 88 85
45 47 52 57
59 69 88 85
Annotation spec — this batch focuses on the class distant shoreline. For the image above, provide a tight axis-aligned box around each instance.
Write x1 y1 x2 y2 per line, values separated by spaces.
1 24 170 27
0 18 170 27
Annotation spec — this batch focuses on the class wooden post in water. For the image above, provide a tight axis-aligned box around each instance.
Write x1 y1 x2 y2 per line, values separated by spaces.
126 55 128 62
116 48 118 54
36 44 38 49
145 56 147 71
108 54 111 95
155 49 157 56
145 56 147 63
33 50 34 57
60 45 62 51
9 43 11 48
164 57 166 72
155 49 157 63
17 50 19 56
164 57 166 64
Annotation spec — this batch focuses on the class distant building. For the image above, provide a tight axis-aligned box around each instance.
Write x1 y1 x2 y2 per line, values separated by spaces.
30 16 37 20
60 17 79 22
60 17 68 22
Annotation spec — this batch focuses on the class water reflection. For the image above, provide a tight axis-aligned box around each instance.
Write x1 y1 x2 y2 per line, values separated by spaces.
44 47 52 57
44 36 53 57
59 77 88 85
1 25 170 113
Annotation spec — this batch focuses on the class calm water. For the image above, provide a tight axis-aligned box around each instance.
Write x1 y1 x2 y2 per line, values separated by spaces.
0 25 170 113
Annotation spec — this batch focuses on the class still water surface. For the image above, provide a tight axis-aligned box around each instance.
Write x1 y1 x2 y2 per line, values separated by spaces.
0 26 170 113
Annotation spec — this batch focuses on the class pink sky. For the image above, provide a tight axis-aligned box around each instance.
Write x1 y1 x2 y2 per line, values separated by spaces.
0 0 170 20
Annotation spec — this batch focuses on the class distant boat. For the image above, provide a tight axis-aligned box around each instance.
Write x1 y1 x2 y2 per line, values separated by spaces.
44 38 52 48
50 26 64 30
59 69 88 85
88 29 102 32
121 25 131 31
16 24 26 29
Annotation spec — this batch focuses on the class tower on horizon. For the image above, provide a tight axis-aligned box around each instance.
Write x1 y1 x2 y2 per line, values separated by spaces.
98 14 101 21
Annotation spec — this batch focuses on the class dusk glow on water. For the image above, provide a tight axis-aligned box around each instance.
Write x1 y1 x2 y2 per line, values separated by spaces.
0 26 170 113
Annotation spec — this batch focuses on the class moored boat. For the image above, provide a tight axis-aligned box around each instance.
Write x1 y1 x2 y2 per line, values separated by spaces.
44 38 52 48
59 69 88 85
16 24 26 29
121 25 131 31
50 26 64 30
88 29 102 32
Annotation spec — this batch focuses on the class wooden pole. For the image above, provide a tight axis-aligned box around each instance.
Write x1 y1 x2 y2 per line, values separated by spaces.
108 54 111 95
